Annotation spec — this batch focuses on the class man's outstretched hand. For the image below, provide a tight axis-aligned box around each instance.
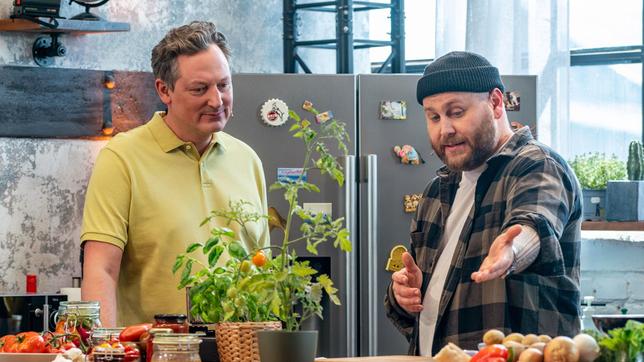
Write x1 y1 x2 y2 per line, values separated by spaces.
391 252 424 313
471 224 523 283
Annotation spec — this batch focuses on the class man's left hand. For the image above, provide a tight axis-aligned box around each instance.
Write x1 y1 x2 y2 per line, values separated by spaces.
471 224 523 283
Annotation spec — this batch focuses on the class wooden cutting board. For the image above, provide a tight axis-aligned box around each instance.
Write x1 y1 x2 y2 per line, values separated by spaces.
316 356 433 361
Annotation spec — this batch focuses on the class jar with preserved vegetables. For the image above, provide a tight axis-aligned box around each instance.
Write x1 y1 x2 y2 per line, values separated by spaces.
55 301 102 348
153 314 189 333
150 334 202 362
143 328 173 362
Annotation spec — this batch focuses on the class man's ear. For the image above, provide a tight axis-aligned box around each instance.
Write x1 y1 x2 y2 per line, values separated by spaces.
155 79 172 106
489 88 505 119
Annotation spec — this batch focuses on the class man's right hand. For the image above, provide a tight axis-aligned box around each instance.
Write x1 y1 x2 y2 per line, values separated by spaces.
391 252 423 314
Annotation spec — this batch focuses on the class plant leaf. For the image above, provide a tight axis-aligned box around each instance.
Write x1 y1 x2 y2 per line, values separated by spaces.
292 263 318 277
209 245 224 267
179 259 194 289
186 242 202 253
228 241 248 260
172 255 185 274
203 236 220 254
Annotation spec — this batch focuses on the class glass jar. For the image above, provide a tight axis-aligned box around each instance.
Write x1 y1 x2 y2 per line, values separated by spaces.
56 301 102 347
92 346 126 362
153 314 189 333
144 328 173 362
89 328 124 355
150 334 202 362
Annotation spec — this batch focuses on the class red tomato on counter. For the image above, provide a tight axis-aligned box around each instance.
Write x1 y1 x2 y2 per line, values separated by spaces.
1 335 17 352
16 332 46 353
470 344 509 362
119 323 153 342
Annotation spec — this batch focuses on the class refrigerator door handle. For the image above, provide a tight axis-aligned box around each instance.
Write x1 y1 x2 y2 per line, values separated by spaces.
366 154 378 356
344 155 357 357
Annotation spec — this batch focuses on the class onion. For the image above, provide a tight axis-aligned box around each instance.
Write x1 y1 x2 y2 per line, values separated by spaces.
530 342 546 352
504 332 525 344
518 347 544 362
522 334 540 346
484 329 506 345
573 333 600 362
504 341 527 362
544 336 579 362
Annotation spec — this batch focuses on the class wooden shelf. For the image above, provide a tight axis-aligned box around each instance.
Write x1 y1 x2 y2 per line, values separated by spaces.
0 18 129 34
582 221 644 231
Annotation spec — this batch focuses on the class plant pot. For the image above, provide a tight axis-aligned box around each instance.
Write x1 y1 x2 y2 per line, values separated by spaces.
256 330 318 362
213 321 281 362
606 180 644 221
582 189 606 221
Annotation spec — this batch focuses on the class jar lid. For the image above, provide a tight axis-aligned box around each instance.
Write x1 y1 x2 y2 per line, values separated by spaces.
92 328 125 339
149 328 173 335
59 301 101 316
154 314 187 320
152 333 202 345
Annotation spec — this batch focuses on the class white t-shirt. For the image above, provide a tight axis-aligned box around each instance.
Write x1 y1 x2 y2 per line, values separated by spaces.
418 164 486 356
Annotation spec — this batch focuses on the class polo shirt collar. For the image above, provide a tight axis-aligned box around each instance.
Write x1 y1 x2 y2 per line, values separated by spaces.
148 111 227 153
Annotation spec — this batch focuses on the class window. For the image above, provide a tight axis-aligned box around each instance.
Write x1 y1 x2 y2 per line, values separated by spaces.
569 0 643 160
369 0 436 71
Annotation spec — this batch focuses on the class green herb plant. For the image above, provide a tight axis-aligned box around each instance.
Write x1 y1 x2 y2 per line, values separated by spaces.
569 152 626 190
585 320 644 362
173 106 352 331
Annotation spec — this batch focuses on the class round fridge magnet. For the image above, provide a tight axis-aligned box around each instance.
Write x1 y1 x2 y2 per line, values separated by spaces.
260 98 289 127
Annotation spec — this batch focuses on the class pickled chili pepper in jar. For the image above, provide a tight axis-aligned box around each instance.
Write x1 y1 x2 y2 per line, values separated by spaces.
152 314 189 333
55 301 102 348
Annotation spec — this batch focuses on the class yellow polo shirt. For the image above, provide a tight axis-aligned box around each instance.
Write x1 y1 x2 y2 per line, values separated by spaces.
81 112 269 325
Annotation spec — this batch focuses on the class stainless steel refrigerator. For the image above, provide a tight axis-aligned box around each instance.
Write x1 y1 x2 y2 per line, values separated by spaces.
227 73 537 358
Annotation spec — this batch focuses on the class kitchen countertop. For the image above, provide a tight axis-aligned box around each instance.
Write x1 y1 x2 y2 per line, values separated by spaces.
316 357 433 361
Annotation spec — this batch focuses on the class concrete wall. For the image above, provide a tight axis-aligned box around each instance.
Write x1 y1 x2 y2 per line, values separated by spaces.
580 237 644 314
0 0 286 294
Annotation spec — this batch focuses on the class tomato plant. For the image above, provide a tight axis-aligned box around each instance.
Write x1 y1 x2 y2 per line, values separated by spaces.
174 106 352 331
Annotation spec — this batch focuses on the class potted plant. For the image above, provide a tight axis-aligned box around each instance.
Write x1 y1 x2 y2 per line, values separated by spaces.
569 152 626 221
606 140 644 221
173 105 352 362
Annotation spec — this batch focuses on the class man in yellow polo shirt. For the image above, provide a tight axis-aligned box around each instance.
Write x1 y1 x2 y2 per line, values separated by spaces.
80 21 269 326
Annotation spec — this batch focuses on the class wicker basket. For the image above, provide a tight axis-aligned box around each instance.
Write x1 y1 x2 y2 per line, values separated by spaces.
214 321 282 362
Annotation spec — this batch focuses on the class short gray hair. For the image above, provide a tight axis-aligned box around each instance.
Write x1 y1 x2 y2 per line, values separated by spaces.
151 21 231 90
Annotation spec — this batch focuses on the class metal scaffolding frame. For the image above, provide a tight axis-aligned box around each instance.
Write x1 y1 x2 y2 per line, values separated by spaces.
283 0 405 74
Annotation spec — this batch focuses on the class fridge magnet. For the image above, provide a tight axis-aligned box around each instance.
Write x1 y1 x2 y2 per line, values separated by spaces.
260 98 289 127
379 100 407 120
385 245 408 272
268 206 287 232
393 145 424 165
302 100 315 112
277 167 307 183
503 91 520 111
403 193 422 213
315 111 334 124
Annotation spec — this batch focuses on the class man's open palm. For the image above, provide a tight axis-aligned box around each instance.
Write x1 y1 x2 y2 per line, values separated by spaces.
471 224 522 283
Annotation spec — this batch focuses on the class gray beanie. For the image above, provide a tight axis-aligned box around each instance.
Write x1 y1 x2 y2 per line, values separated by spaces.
416 51 505 104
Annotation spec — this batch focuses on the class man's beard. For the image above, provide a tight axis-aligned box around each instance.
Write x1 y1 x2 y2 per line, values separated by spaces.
432 114 498 172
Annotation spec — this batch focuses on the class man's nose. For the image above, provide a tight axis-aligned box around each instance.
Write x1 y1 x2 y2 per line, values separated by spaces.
207 88 223 108
440 118 456 137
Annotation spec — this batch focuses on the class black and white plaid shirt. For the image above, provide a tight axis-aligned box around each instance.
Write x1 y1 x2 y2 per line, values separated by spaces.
385 127 582 355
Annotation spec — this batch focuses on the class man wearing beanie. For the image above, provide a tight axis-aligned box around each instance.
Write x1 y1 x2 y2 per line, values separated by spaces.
385 51 582 356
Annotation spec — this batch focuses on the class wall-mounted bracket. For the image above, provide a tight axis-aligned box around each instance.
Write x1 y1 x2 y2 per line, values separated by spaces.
32 33 66 67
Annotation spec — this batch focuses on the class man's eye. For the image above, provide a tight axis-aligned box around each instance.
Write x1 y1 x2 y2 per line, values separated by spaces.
450 109 464 117
192 87 207 93
218 83 230 90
